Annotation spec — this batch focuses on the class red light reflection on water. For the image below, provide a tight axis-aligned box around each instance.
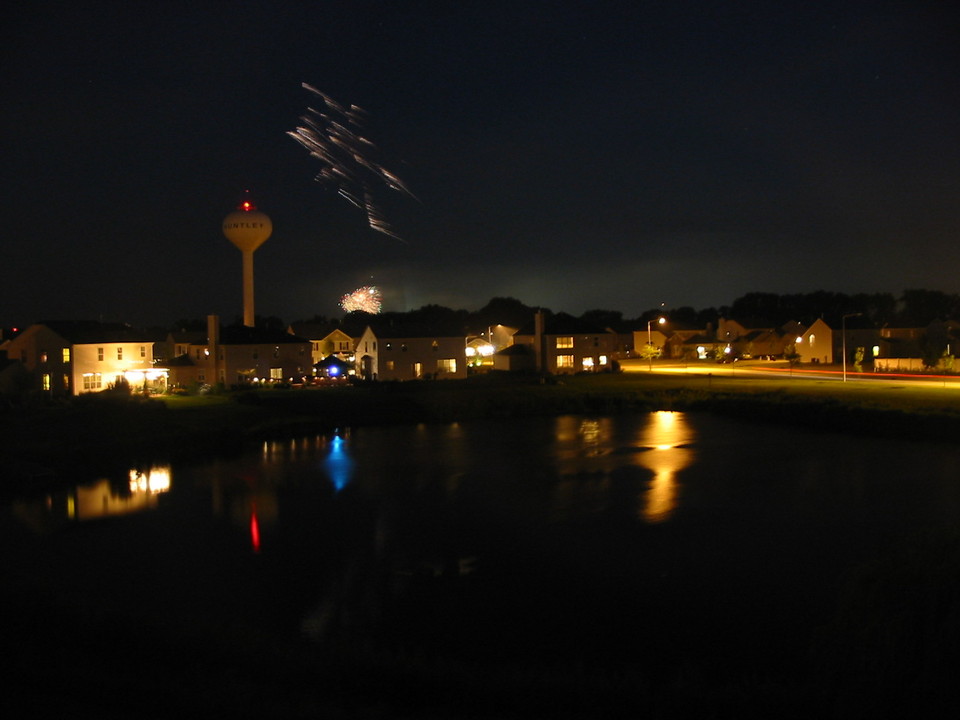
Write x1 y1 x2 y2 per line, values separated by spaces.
250 503 261 553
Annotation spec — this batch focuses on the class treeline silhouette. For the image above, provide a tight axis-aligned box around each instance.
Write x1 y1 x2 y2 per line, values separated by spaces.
174 289 960 336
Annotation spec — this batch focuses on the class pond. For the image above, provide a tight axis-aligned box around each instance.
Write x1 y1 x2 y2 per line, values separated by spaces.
4 411 960 716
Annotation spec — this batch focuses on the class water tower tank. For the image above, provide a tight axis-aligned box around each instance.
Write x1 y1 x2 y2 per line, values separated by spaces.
222 200 272 251
223 198 273 327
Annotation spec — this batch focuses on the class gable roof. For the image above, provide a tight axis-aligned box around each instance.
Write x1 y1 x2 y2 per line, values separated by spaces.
36 321 157 344
515 313 612 336
219 326 310 345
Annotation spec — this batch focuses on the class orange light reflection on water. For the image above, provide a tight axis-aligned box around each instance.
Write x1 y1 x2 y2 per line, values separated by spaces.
633 411 695 523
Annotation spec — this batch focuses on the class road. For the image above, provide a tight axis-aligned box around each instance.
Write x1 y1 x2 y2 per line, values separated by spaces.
619 358 960 389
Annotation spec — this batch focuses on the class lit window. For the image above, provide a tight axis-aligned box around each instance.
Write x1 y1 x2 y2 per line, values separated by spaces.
599 355 608 365
83 373 103 390
40 350 48 363
42 373 51 391
557 354 574 369
437 358 457 374
270 367 282 380
582 357 595 370
62 348 71 363
873 345 880 357
556 336 574 349
386 360 395 371
808 334 815 344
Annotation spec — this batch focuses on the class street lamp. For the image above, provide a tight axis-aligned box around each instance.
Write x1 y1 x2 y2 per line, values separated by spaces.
842 312 863 382
647 316 666 371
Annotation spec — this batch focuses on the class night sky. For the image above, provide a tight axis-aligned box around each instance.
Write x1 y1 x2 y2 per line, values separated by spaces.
3 1 958 328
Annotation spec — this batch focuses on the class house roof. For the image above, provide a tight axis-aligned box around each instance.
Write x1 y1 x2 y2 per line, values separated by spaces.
515 312 611 336
287 321 341 339
218 326 310 345
496 344 534 356
37 320 158 344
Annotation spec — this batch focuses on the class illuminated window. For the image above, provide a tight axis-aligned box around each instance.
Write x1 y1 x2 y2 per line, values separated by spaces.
83 373 103 390
808 334 815 344
599 355 608 365
42 373 51 391
557 354 574 369
873 345 880 357
270 367 282 380
117 347 123 360
582 357 595 371
437 358 457 374
97 348 104 361
414 362 423 378
556 336 574 349
63 374 69 389
62 348 71 363
386 360 395 371
40 350 48 363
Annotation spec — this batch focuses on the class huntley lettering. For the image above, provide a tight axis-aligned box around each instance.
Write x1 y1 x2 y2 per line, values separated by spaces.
223 222 266 229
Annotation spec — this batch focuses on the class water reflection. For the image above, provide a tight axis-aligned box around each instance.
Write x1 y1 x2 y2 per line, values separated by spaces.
74 465 172 520
633 411 695 523
12 464 172 531
323 433 354 493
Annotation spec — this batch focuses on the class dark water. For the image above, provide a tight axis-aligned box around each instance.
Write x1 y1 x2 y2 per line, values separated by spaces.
5 411 960 715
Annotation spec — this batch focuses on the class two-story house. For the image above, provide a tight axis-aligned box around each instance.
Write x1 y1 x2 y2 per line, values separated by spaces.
165 316 312 388
512 312 621 374
1 321 165 395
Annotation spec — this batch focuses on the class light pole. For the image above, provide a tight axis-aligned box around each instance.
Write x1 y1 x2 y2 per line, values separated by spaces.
842 312 862 382
647 316 666 371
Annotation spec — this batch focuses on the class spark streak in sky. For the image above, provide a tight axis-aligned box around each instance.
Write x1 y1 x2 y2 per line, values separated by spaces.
340 286 383 314
288 83 414 241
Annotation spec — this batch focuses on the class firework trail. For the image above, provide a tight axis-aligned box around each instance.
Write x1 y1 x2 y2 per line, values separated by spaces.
340 286 383 314
288 83 414 241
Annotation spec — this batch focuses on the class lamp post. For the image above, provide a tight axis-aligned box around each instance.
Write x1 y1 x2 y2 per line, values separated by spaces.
842 312 862 382
647 316 666 371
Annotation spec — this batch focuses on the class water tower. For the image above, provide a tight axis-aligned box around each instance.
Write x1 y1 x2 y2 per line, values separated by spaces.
222 197 272 327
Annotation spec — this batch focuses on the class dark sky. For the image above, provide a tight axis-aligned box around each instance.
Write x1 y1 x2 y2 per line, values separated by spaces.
3 1 958 327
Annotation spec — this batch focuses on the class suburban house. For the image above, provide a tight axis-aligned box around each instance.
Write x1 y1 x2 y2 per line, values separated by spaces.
512 312 622 374
354 322 468 380
287 322 357 367
0 321 166 396
792 318 834 364
162 316 312 388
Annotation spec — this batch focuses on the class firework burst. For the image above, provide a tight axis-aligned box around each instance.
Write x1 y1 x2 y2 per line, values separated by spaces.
288 83 414 241
340 286 383 314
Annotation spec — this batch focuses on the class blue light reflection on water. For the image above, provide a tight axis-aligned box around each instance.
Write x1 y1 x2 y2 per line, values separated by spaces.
322 433 354 493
